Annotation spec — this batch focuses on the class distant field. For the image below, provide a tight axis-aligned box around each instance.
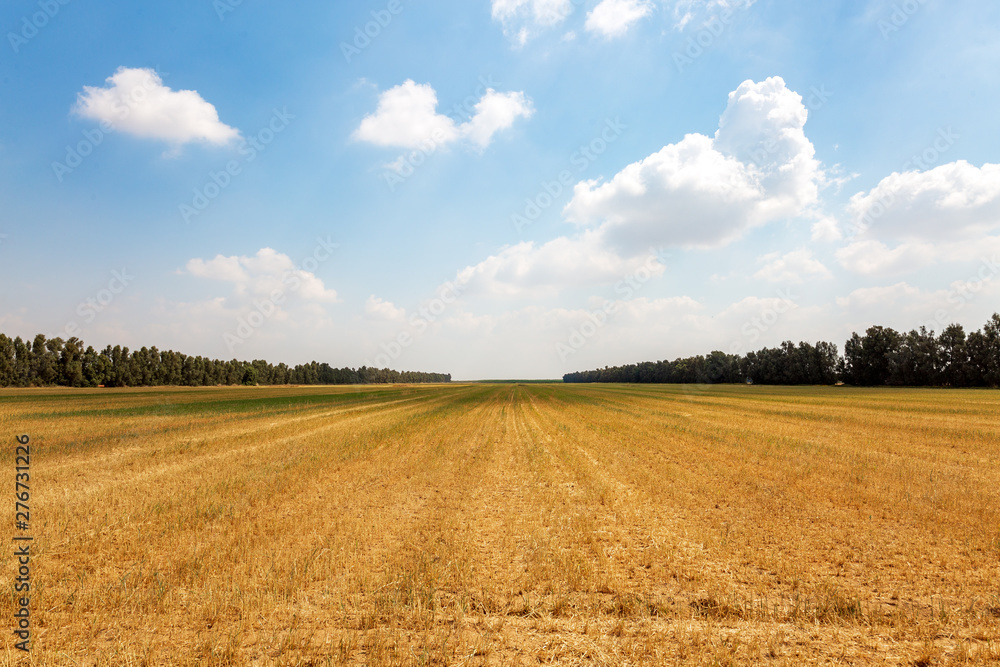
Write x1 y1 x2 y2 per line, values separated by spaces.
2 383 999 665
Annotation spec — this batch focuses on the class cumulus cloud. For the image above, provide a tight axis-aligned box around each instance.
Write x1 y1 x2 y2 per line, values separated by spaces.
491 0 574 44
73 67 239 147
564 77 824 253
585 0 655 37
713 77 821 213
461 90 536 149
754 249 832 284
184 248 338 303
837 161 1000 275
446 78 831 302
185 254 248 284
353 80 533 150
564 133 762 250
353 81 458 149
364 296 406 321
846 161 1000 242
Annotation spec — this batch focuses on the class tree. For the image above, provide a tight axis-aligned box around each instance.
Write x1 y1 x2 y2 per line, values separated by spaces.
974 314 1000 387
0 329 446 388
0 334 14 387
81 346 107 387
889 327 939 386
60 337 85 387
938 324 969 387
31 335 59 386
814 341 840 384
12 337 31 387
241 364 258 386
844 326 901 386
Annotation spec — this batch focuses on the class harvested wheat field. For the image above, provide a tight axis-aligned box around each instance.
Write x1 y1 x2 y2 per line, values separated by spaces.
2 383 999 665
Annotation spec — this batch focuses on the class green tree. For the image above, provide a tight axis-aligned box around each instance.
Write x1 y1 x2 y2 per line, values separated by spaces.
975 314 1000 387
0 334 14 387
60 337 85 387
242 365 258 386
12 337 31 387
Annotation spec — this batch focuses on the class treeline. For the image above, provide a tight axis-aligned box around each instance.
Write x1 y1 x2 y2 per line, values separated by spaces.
0 334 451 388
564 314 1000 387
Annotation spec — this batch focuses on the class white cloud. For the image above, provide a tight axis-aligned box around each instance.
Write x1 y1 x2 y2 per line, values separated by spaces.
834 239 936 276
838 161 1000 275
491 0 574 43
605 296 705 330
184 248 338 303
454 231 658 299
833 277 1000 336
462 90 535 149
835 236 1000 277
73 67 239 147
835 282 922 310
148 295 341 362
673 0 755 29
185 254 248 284
713 77 821 213
364 296 406 321
353 80 533 151
811 214 843 242
564 77 824 253
754 249 832 284
847 160 1000 242
353 80 459 150
831 280 981 335
445 78 829 304
585 0 655 37
564 133 763 249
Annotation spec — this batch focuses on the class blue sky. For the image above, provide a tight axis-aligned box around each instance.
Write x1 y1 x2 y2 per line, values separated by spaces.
2 0 999 379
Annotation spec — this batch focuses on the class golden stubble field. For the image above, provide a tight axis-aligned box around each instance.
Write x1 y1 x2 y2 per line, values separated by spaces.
1 383 999 665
